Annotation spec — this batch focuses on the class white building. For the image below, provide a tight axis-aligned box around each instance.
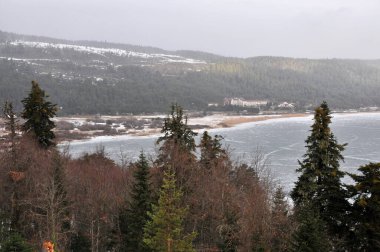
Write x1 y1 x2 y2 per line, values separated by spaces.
278 102 295 109
224 98 268 108
208 103 219 107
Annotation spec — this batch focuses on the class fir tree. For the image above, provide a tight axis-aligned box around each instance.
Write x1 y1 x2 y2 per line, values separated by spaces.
157 103 197 153
199 131 226 168
120 152 152 252
271 187 291 252
290 205 331 252
291 101 349 240
0 232 34 252
272 187 289 219
143 168 196 252
347 162 380 251
21 81 57 148
155 104 198 189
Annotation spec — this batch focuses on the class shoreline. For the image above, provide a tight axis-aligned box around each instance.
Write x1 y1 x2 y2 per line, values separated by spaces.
57 113 311 144
1 111 375 145
215 113 308 127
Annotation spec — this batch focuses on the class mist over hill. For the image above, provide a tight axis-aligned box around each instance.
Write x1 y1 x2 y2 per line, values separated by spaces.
1 30 379 115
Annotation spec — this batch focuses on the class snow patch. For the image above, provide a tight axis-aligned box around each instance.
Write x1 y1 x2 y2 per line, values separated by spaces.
6 41 207 64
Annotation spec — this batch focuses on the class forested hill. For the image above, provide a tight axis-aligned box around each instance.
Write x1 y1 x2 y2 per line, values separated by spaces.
1 30 380 115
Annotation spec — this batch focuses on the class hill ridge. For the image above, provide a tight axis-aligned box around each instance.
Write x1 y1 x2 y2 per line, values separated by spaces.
0 30 379 114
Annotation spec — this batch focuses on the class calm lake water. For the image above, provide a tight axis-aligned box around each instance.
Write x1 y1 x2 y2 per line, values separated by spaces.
60 113 380 192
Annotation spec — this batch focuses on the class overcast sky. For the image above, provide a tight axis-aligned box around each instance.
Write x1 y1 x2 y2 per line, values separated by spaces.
0 0 379 59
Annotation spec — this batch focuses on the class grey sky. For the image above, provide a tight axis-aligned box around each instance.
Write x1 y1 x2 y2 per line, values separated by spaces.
1 0 379 59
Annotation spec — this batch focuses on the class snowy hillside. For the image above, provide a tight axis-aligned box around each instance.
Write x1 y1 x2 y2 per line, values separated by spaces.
0 32 210 84
1 30 380 115
8 40 207 64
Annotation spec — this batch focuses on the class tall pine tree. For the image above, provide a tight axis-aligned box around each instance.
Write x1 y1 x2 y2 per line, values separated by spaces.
143 167 196 252
21 81 57 148
156 103 197 153
120 152 152 252
199 131 227 168
155 104 198 189
291 101 349 247
290 204 331 252
347 162 380 251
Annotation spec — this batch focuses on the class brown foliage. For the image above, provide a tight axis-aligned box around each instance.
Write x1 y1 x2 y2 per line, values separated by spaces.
0 136 131 251
0 130 292 251
154 137 279 251
66 151 129 251
0 135 62 245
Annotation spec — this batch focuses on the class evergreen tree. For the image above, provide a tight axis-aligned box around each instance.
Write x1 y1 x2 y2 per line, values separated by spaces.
155 104 198 189
290 205 331 252
120 152 152 252
0 232 33 252
143 168 196 252
199 131 227 168
271 187 291 252
290 102 349 240
21 81 57 147
157 103 197 153
347 163 380 251
272 187 289 220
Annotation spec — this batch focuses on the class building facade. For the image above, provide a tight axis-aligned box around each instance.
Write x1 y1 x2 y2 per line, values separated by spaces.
224 98 268 108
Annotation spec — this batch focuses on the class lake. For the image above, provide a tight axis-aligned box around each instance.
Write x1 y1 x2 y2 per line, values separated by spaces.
60 112 380 192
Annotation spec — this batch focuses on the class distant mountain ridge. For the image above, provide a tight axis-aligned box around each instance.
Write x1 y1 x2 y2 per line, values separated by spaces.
0 30 222 61
0 30 379 114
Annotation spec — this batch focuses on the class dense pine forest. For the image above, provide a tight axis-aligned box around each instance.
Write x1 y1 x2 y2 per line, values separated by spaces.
1 31 380 114
0 82 379 251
